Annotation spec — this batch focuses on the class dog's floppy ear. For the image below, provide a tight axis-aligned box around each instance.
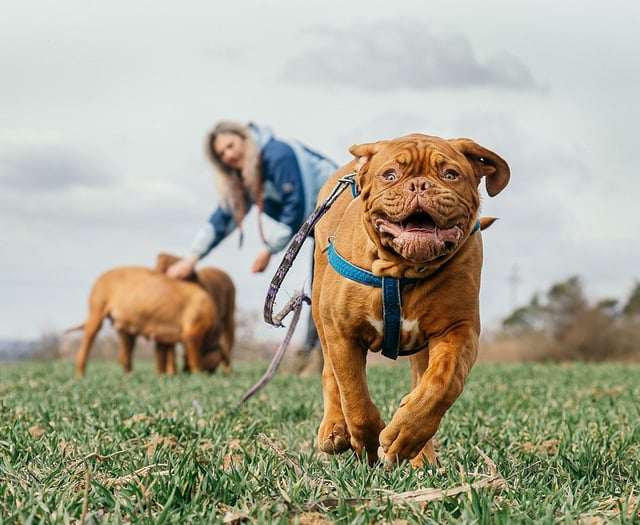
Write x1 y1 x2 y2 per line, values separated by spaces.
157 253 199 282
349 140 389 172
349 140 388 158
349 141 389 196
450 138 510 197
156 253 181 273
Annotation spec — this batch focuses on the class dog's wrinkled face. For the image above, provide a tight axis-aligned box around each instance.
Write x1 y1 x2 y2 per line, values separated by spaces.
353 135 510 265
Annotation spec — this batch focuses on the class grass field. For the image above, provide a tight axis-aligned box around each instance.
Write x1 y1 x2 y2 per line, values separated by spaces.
1 358 639 524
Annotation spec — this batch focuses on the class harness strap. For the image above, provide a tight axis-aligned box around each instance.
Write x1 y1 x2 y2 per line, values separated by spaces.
327 243 425 359
327 218 481 360
327 243 418 288
382 277 403 358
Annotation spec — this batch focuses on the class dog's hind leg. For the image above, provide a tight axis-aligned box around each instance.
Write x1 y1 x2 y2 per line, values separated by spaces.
218 332 232 374
183 334 203 373
410 439 437 467
75 314 103 377
165 345 177 376
155 342 176 375
117 331 136 373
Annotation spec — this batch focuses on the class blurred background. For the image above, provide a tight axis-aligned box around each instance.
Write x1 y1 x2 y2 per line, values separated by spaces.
1 1 638 362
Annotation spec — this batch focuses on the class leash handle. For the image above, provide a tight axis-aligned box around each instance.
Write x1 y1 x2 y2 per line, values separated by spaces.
263 173 357 327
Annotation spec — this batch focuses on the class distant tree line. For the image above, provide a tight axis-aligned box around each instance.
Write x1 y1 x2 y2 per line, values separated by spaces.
498 276 640 361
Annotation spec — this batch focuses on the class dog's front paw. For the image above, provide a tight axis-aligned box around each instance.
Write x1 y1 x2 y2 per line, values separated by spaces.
377 440 437 468
318 420 351 455
377 446 399 468
379 410 439 466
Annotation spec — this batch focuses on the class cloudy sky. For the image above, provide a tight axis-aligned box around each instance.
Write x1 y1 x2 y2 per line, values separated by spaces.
1 1 638 342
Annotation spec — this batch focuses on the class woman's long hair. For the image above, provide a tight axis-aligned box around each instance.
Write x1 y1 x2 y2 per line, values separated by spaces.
205 121 262 242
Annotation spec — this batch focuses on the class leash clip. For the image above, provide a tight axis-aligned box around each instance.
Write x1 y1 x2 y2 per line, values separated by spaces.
325 172 358 207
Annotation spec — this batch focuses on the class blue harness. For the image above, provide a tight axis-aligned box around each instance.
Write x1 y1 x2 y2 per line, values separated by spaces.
328 213 481 360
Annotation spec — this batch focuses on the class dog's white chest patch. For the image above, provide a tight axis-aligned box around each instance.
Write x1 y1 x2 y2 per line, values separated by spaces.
366 316 421 346
366 316 383 335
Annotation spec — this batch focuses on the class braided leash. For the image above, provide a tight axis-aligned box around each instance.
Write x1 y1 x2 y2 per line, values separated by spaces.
263 172 357 327
238 173 357 405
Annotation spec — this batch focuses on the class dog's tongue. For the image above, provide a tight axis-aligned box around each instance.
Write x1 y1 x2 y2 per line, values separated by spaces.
404 213 436 232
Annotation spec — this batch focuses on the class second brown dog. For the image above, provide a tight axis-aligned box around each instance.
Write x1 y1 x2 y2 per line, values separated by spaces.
70 254 235 377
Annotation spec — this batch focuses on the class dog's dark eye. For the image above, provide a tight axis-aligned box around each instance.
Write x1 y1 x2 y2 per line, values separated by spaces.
382 170 397 182
442 170 459 181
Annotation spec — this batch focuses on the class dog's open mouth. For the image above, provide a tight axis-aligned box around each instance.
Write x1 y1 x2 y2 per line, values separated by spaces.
374 212 464 262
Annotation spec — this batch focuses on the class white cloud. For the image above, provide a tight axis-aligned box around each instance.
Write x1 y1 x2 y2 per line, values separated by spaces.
280 19 539 91
0 142 117 192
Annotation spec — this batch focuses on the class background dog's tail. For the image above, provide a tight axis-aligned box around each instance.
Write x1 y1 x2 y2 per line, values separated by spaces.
63 323 85 334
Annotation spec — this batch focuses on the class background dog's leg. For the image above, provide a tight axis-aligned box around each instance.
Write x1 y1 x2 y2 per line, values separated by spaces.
117 331 136 373
75 316 103 377
183 335 203 372
154 343 170 375
166 345 177 376
222 300 235 374
219 333 232 374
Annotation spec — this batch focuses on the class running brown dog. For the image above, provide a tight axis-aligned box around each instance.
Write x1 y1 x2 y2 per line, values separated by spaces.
312 133 510 466
71 257 234 377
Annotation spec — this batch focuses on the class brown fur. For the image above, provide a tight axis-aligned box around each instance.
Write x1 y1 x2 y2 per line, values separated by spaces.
71 256 235 377
155 253 236 374
71 266 216 376
312 133 509 466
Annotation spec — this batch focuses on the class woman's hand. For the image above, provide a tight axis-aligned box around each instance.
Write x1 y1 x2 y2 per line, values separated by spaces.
166 255 198 280
251 250 272 273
